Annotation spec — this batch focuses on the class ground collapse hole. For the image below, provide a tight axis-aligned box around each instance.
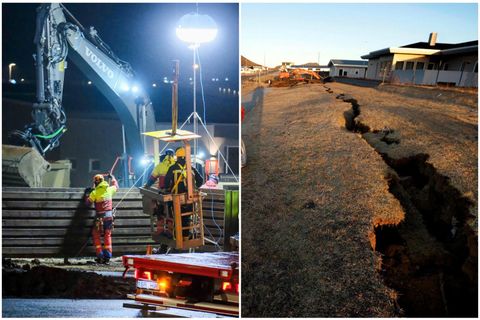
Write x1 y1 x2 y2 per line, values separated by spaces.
373 155 477 317
339 94 477 316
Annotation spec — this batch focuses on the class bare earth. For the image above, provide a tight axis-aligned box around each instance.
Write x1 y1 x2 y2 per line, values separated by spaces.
241 82 477 317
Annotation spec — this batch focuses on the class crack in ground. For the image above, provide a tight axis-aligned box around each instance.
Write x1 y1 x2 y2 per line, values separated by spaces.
332 88 478 317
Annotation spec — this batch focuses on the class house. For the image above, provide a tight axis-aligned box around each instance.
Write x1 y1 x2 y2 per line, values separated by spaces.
361 33 478 87
328 60 368 78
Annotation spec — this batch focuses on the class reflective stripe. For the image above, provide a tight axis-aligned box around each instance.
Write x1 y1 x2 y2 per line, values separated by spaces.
172 164 187 194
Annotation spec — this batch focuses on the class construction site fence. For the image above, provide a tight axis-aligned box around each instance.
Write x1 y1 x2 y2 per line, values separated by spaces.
2 187 230 258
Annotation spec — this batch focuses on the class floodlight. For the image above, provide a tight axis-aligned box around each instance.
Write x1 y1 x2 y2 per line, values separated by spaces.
121 83 130 92
176 13 218 44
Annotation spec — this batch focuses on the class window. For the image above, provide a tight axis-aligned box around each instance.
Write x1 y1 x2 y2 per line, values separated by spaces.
415 62 425 70
89 159 101 172
405 62 414 70
395 61 404 70
343 71 348 76
475 62 478 73
427 63 435 70
443 64 449 71
355 70 359 75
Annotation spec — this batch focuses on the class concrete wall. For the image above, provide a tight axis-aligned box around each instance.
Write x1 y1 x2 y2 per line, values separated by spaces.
154 122 239 176
58 116 124 187
391 70 478 87
441 54 477 72
58 117 238 187
329 66 366 78
366 55 394 80
367 52 478 82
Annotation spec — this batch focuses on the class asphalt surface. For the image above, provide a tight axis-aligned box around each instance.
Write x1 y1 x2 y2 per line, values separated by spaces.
2 299 219 318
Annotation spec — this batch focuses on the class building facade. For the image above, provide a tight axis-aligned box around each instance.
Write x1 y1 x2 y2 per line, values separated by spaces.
328 60 368 78
361 33 478 87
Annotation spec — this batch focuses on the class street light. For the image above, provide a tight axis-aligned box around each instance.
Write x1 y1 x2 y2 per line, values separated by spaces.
8 63 16 82
176 11 217 165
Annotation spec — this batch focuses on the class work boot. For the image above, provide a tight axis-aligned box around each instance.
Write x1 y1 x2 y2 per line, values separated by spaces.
95 257 104 264
103 258 110 265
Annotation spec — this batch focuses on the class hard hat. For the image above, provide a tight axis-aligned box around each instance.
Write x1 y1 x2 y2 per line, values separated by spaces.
209 174 219 184
165 149 175 156
175 147 186 158
93 174 104 184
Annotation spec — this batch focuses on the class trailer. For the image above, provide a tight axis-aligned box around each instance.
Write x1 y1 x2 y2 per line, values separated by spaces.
122 252 239 317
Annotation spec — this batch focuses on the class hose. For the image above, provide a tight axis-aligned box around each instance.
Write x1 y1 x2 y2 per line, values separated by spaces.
33 126 66 140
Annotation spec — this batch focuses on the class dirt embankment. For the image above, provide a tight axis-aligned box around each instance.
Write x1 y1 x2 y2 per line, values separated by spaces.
241 82 477 317
3 258 134 299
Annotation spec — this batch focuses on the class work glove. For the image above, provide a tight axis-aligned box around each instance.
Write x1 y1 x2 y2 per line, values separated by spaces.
84 187 93 197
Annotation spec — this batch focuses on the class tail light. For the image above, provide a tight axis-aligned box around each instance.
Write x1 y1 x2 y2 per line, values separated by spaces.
235 283 239 294
158 278 169 292
222 281 232 291
135 270 152 280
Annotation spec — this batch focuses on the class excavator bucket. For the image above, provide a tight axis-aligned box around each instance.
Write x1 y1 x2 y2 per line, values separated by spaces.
2 145 71 187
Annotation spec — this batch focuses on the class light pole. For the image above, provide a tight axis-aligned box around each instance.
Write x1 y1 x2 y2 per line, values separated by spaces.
176 11 217 166
8 63 16 82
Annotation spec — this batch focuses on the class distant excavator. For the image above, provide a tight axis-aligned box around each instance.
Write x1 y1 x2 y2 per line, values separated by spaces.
279 68 321 81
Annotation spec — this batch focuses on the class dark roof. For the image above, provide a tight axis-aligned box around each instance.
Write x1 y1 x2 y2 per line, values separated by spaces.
401 40 478 50
329 59 368 67
362 40 478 59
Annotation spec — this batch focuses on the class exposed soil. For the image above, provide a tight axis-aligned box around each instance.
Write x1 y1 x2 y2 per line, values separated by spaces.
241 82 477 317
335 83 478 317
2 257 134 299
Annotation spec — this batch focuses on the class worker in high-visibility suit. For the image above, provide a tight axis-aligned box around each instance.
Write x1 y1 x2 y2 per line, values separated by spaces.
165 147 203 237
85 174 118 264
144 149 176 237
144 149 175 191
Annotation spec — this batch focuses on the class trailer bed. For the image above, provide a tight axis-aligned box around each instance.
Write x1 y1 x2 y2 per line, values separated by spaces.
122 252 239 317
123 252 238 279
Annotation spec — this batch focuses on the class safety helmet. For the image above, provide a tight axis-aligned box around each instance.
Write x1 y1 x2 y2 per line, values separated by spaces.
208 174 219 184
175 147 186 158
165 149 175 157
93 174 104 185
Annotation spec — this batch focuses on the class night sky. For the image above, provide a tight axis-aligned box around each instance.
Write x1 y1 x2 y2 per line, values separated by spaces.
2 3 239 123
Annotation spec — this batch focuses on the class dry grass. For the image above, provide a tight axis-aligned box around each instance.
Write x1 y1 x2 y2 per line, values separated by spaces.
241 84 405 317
328 82 478 224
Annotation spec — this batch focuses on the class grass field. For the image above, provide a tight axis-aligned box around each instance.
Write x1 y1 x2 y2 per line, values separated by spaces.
241 81 477 317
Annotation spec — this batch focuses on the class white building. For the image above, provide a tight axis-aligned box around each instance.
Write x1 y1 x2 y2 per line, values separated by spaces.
361 33 478 87
328 60 368 78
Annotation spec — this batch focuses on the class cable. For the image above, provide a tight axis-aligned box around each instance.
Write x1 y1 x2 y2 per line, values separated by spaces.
113 161 154 211
33 126 66 140
196 114 239 182
195 49 208 124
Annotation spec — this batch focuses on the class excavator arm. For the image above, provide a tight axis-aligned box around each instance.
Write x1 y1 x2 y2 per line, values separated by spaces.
14 3 155 159
290 68 321 80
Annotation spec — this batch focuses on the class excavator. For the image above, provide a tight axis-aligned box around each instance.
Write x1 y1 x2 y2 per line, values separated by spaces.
7 3 156 186
279 68 321 81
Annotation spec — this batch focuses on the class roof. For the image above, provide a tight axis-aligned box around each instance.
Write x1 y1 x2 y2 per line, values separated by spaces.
328 59 368 68
362 40 478 60
401 40 477 50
